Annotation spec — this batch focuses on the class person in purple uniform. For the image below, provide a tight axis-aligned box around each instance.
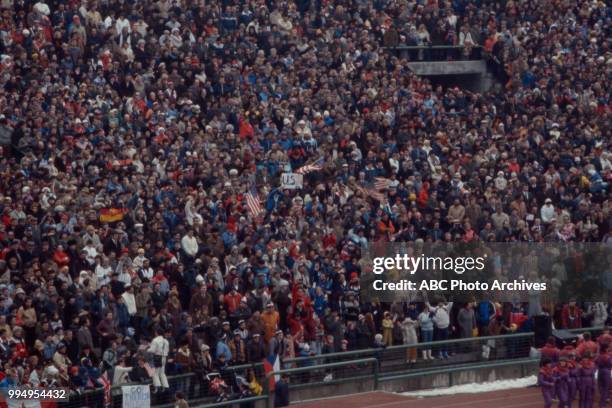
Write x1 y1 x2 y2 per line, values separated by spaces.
579 352 596 408
569 352 580 406
596 343 612 408
555 356 571 408
540 358 556 408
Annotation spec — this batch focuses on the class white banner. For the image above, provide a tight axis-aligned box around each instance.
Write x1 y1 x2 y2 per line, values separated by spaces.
281 173 303 189
122 385 151 408
7 400 41 408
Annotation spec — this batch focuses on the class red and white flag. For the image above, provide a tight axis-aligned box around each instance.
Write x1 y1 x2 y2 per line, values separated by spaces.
374 177 391 190
354 184 386 203
245 185 264 218
263 354 281 391
99 371 112 408
295 157 324 175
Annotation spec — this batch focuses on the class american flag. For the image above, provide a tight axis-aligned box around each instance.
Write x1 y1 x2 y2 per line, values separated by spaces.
245 184 264 217
354 184 386 203
374 177 391 190
99 371 112 408
295 157 324 175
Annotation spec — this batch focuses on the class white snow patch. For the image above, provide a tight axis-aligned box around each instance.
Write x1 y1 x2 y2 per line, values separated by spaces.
401 376 538 397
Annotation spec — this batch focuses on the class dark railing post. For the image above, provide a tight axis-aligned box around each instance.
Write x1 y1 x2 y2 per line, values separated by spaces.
373 357 379 390
265 371 274 408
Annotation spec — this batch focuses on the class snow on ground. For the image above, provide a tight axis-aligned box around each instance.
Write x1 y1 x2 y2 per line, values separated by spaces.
401 376 538 397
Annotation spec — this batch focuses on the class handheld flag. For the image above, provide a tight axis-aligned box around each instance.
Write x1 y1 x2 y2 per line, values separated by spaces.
99 371 112 408
262 354 281 391
245 184 264 218
354 184 386 203
374 177 391 190
295 157 324 175
99 208 128 223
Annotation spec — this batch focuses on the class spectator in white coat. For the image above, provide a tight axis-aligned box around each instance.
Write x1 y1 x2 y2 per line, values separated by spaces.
148 327 170 392
401 316 419 363
428 301 453 359
122 285 137 320
540 198 556 225
181 229 199 261
589 302 608 328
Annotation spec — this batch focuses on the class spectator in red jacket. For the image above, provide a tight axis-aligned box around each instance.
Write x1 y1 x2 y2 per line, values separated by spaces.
224 288 242 315
561 301 583 329
52 244 70 267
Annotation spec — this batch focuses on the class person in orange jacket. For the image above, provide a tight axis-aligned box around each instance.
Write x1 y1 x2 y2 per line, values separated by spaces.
262 301 279 344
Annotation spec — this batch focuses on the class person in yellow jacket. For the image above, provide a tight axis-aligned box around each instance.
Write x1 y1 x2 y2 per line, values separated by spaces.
248 369 263 395
382 311 394 346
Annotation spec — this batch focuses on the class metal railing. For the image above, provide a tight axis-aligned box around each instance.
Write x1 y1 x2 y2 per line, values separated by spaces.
284 331 534 378
175 395 268 408
567 326 604 335
263 358 379 408
383 45 483 61
58 362 264 408
378 357 539 385
58 326 605 408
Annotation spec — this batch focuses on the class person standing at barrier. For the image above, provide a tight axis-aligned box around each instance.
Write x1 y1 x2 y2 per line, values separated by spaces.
274 373 290 407
578 352 596 408
401 316 418 363
418 306 434 360
589 303 608 328
539 358 556 408
190 344 213 399
148 327 170 393
382 312 393 346
477 299 496 337
457 303 477 353
555 357 571 408
429 301 453 359
596 343 611 408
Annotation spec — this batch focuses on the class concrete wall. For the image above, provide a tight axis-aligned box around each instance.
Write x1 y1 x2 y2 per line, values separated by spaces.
288 360 538 405
194 361 537 407
378 362 537 394
290 378 377 404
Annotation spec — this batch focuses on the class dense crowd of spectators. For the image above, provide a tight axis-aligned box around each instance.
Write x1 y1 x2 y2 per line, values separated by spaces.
0 0 610 402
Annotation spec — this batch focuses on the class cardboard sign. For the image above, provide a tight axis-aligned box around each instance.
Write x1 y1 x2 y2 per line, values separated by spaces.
281 173 303 189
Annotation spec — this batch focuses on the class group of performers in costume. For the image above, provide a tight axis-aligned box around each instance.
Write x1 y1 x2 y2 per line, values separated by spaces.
539 330 612 408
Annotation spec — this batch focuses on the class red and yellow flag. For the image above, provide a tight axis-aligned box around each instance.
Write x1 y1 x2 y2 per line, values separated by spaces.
99 208 128 223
